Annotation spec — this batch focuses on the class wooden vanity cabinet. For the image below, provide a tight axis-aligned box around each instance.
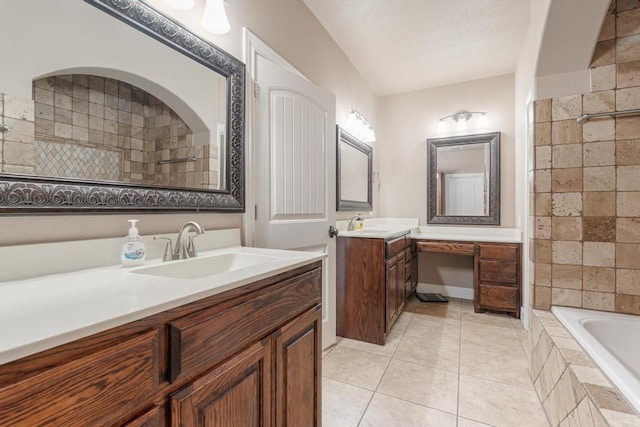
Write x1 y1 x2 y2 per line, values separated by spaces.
337 234 413 345
0 262 322 427
475 243 521 318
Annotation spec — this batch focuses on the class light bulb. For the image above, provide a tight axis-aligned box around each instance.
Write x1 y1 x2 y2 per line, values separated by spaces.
163 0 195 10
201 0 230 34
366 127 376 142
456 118 467 131
346 111 357 130
437 120 447 133
478 114 489 128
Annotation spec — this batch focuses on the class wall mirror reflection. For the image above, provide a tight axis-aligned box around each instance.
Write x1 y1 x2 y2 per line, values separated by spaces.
336 126 372 212
0 0 245 213
427 132 500 225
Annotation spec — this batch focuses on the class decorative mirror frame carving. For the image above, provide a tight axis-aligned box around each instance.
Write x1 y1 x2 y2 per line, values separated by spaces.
427 132 500 225
0 0 245 213
336 126 373 212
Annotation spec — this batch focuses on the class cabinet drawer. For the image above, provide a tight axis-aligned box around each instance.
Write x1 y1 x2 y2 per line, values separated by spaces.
386 236 407 259
479 284 518 311
0 330 160 426
403 248 412 280
416 241 476 255
478 259 518 284
169 268 321 382
479 244 519 260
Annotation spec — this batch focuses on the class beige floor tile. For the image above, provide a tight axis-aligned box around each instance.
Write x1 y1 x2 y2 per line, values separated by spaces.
457 417 493 426
377 359 459 414
461 325 526 358
460 341 533 389
322 377 372 427
405 314 461 338
413 303 462 320
462 311 514 328
458 375 549 427
359 393 457 427
322 346 390 390
338 313 410 358
394 332 460 372
338 335 397 358
511 316 526 329
323 343 338 359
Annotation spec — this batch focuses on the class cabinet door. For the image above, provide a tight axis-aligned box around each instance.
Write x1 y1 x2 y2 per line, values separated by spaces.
124 405 162 427
410 253 418 291
170 339 272 427
275 305 322 427
397 252 406 314
385 256 398 331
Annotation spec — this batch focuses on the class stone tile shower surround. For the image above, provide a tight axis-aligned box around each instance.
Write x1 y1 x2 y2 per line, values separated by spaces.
1 74 218 189
531 0 640 315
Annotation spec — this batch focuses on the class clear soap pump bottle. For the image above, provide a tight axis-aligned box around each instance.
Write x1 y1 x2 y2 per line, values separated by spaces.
121 219 146 267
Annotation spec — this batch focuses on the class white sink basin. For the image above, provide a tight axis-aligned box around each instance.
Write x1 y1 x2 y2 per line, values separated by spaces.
131 252 276 280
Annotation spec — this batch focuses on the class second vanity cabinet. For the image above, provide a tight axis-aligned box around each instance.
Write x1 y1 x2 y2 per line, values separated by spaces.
337 234 413 345
0 262 322 426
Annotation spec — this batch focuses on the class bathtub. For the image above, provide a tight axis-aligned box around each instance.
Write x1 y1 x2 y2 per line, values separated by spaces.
552 306 640 414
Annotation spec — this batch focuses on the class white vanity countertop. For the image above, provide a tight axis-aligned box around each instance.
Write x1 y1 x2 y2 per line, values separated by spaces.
411 226 522 243
338 226 415 240
337 224 522 243
0 246 325 365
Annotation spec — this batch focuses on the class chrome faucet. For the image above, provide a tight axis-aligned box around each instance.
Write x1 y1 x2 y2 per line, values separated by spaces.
347 214 364 231
154 221 205 261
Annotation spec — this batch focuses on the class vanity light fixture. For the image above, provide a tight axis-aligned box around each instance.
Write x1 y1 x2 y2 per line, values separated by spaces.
162 0 195 10
346 109 376 143
201 0 231 34
437 111 489 133
162 0 231 34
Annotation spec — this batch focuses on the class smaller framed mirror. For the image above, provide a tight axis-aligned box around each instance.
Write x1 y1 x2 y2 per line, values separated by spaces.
427 132 500 225
336 126 373 211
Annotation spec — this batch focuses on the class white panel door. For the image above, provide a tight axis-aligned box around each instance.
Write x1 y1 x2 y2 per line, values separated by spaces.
444 173 485 216
254 56 336 349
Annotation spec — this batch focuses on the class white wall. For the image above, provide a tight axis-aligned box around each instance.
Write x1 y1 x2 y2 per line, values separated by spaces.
376 73 516 227
0 0 377 245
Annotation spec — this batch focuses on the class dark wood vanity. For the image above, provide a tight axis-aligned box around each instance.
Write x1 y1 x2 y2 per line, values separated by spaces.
337 235 521 345
416 240 521 318
336 234 416 345
0 262 322 426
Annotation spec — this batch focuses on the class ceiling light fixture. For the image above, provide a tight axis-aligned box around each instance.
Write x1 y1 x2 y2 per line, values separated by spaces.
437 111 489 134
163 0 231 34
346 109 376 143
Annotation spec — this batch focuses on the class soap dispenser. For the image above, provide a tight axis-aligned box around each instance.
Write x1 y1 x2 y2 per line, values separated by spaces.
355 214 364 230
121 219 146 267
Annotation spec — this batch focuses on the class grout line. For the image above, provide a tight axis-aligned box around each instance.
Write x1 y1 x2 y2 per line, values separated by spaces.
456 304 462 426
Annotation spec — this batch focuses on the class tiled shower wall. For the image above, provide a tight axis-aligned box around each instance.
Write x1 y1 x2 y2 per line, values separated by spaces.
531 1 640 315
22 74 216 189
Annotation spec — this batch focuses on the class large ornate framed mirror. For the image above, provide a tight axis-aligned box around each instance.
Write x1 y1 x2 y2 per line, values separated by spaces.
0 0 244 213
336 126 373 212
427 132 500 225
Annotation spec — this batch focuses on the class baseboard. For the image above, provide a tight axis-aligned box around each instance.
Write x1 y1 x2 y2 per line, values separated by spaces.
416 282 474 301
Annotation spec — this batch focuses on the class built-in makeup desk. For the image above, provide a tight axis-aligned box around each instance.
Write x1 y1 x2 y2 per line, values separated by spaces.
411 231 522 318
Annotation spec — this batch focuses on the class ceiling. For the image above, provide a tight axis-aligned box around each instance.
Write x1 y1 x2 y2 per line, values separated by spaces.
302 0 530 96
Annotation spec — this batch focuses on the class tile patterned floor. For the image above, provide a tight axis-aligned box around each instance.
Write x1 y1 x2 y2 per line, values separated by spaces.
322 297 550 427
